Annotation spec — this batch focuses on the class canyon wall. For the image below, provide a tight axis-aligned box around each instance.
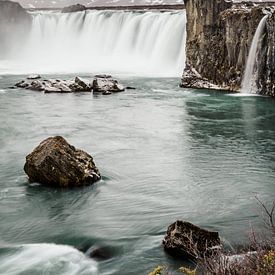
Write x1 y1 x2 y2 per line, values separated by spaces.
182 0 275 96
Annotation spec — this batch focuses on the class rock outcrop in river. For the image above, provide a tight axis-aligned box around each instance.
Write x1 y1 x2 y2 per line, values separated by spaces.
182 0 275 96
163 220 221 260
15 75 125 94
0 1 31 57
24 136 101 187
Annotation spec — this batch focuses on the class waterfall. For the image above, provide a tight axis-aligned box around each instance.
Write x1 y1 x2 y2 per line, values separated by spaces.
241 14 268 94
0 10 186 77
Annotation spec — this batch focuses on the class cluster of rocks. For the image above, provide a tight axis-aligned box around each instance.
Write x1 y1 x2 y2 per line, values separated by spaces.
15 74 127 95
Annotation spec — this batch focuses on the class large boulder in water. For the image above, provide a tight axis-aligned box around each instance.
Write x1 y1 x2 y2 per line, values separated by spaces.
163 220 221 260
24 136 101 187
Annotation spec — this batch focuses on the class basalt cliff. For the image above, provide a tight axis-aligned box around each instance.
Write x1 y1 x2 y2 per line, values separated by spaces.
182 0 275 96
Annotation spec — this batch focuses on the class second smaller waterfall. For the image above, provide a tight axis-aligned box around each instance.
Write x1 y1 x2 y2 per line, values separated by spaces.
241 14 269 94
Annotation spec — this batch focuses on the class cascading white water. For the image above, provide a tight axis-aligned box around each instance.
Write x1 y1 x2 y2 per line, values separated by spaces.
241 14 268 94
0 10 186 77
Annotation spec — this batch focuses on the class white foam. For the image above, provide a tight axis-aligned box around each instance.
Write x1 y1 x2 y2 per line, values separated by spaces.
0 243 98 275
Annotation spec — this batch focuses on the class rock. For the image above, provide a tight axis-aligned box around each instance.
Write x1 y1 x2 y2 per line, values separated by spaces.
94 74 112 79
24 136 101 187
180 64 225 90
163 220 221 260
15 80 29 88
92 76 125 93
14 76 93 93
27 80 44 91
44 86 62 93
102 91 112 95
62 4 86 13
126 86 136 90
75 77 91 91
85 245 113 261
27 74 41 80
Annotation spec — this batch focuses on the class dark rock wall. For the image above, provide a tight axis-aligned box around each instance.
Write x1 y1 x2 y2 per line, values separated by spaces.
258 12 275 96
0 1 31 57
183 0 275 95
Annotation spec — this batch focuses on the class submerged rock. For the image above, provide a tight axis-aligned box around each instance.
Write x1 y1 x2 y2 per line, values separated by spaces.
27 74 41 80
24 136 101 187
62 4 86 13
163 220 221 260
93 75 125 94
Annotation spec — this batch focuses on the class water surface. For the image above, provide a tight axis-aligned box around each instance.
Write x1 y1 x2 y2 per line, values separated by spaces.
0 75 274 274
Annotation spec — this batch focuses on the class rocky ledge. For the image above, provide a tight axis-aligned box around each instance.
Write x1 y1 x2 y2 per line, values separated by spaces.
15 75 125 94
24 136 101 187
182 0 275 96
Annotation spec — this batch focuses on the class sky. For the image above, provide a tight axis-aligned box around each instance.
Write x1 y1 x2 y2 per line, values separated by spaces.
13 0 184 8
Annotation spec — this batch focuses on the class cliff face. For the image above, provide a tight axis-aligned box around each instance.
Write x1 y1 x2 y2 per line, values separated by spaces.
0 1 31 57
182 0 275 96
257 12 275 96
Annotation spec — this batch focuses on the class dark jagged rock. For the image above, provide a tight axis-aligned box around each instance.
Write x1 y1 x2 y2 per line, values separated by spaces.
75 76 91 91
0 1 31 57
93 75 125 94
163 220 221 260
182 0 275 96
24 136 101 187
62 4 86 13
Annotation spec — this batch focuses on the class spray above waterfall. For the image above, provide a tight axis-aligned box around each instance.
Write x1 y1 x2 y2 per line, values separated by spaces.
241 14 269 94
0 10 186 77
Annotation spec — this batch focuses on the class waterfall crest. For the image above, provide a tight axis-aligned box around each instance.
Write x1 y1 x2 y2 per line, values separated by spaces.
241 14 268 94
0 10 186 77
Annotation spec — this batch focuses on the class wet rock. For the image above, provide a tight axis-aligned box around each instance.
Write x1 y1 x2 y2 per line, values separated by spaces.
75 76 91 91
86 245 113 261
15 80 29 88
102 91 112 95
163 220 221 260
27 74 41 80
14 76 93 93
180 64 225 90
93 76 125 93
126 86 136 90
28 80 44 91
24 136 101 187
62 4 86 13
94 74 112 79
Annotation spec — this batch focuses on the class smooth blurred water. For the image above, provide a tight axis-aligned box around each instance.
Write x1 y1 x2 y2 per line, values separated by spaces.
0 75 275 274
0 10 186 77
